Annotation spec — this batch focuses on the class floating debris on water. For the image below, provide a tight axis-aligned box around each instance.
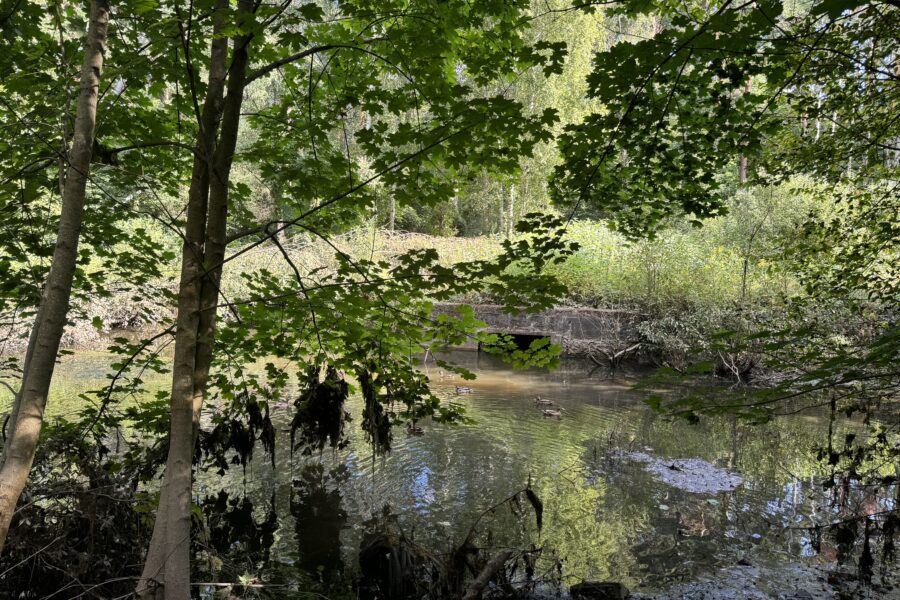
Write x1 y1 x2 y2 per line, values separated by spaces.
622 452 743 494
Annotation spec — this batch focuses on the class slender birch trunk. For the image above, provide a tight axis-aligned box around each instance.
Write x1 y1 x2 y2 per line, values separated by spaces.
389 197 396 232
498 183 505 235
506 183 515 238
0 0 109 554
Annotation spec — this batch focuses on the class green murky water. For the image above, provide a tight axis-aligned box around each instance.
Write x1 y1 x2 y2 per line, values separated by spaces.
27 350 896 597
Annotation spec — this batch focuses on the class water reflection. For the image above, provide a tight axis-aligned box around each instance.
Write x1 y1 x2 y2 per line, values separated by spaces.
43 349 897 595
289 464 349 587
200 489 278 573
258 351 857 592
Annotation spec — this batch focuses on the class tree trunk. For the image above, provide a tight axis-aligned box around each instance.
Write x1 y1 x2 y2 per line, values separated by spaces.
521 177 529 219
739 79 751 184
389 196 396 232
815 92 822 141
498 183 505 235
193 11 251 439
0 0 109 555
137 3 252 597
136 3 229 597
741 256 749 303
506 183 515 238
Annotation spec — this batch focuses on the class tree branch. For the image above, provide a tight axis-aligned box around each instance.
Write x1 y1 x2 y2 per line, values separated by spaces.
220 117 478 257
462 550 513 600
106 140 196 155
245 44 354 84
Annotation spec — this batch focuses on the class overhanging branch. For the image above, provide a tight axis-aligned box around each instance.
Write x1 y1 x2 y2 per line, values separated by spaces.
245 44 354 84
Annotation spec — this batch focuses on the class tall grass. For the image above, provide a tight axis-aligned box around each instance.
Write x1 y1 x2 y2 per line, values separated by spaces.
221 228 503 303
552 220 798 310
221 216 800 312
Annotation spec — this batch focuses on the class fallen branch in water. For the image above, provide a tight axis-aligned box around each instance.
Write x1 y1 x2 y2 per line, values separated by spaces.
462 550 514 600
588 343 642 370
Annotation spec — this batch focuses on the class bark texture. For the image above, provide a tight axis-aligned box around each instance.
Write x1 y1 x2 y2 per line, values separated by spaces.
192 13 252 435
135 6 228 597
0 0 110 554
136 2 252 597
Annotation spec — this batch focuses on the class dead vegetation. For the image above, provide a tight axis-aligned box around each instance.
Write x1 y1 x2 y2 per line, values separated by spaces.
358 485 560 600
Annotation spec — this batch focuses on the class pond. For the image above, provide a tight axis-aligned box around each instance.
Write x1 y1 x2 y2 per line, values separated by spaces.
39 349 896 598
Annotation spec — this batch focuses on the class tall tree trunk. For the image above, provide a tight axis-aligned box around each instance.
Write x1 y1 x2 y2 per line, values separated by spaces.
739 79 751 184
0 0 109 555
136 3 229 596
740 256 750 303
388 196 396 232
521 176 529 219
137 2 251 597
192 4 251 437
506 183 515 238
815 92 822 141
498 183 505 235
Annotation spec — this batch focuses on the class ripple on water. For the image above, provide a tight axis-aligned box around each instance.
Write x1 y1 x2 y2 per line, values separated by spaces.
46 349 878 595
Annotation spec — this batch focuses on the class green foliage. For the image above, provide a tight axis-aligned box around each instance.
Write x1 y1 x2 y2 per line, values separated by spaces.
0 422 148 597
2 0 898 589
546 182 814 309
553 0 899 240
549 0 898 420
544 2 899 574
195 213 576 457
0 0 179 356
553 0 785 236
790 183 899 305
482 335 563 370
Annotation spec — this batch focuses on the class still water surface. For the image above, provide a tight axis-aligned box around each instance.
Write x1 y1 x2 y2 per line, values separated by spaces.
44 349 868 595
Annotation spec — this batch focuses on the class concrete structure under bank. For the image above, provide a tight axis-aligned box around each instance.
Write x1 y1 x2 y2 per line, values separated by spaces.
432 303 645 356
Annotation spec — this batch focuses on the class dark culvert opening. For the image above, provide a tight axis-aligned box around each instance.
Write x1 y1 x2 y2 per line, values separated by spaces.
479 333 548 352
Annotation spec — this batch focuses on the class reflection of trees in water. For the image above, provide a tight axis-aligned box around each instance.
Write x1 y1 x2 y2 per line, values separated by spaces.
194 355 893 592
290 463 350 587
582 410 899 588
536 470 641 587
809 476 899 586
199 489 278 577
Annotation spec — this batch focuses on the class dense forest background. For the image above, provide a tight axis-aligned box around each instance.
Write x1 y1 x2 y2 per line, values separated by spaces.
0 0 896 598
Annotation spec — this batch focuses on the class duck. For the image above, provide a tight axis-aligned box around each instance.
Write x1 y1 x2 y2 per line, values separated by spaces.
406 422 424 435
534 396 554 406
542 408 564 418
455 386 473 394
